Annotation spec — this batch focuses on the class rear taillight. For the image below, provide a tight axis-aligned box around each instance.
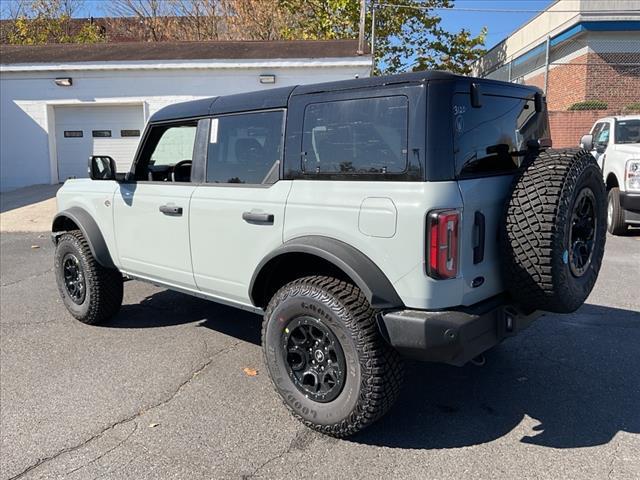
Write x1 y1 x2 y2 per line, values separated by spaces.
426 209 460 279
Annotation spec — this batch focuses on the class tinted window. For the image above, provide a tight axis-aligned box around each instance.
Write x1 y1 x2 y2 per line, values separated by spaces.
206 110 284 184
454 93 549 177
615 119 640 144
302 96 408 174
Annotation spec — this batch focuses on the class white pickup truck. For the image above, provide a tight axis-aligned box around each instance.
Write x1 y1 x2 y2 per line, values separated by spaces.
580 115 640 235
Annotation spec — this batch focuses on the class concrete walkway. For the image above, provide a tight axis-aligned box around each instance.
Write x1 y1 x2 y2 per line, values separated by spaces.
0 184 60 232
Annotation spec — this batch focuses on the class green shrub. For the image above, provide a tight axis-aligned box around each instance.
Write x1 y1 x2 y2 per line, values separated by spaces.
623 102 640 112
567 100 608 111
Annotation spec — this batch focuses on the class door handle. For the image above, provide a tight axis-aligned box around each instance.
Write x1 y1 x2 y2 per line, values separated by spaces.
159 204 183 216
242 211 274 224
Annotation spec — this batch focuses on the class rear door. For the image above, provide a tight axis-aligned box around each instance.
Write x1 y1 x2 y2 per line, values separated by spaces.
453 86 548 306
189 110 291 307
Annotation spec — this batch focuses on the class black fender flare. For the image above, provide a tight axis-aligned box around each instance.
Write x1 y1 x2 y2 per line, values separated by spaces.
249 235 404 310
51 207 116 269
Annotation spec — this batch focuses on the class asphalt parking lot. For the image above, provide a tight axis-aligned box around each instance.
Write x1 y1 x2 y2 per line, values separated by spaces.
1 229 639 480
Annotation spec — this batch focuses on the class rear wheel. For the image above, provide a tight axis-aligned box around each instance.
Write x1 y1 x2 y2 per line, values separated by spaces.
54 231 123 324
262 276 403 438
501 149 607 313
607 187 628 235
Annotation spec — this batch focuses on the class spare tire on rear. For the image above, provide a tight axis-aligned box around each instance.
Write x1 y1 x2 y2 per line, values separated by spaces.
500 149 606 313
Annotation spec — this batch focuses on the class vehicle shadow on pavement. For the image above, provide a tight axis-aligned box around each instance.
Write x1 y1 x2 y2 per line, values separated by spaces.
101 288 263 346
102 291 639 450
351 303 640 450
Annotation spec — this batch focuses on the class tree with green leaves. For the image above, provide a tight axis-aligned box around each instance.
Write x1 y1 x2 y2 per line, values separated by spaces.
280 0 486 75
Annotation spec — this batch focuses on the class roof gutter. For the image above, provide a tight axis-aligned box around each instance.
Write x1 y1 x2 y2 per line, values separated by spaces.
0 57 372 73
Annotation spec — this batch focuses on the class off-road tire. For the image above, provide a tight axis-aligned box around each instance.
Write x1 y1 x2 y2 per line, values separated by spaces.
54 230 123 324
607 187 627 235
501 149 606 313
262 276 403 438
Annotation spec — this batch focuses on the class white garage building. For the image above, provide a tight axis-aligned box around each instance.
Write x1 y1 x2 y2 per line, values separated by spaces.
0 40 371 192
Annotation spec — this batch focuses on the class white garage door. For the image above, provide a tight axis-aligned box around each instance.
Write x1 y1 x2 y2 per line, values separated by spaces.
55 105 145 182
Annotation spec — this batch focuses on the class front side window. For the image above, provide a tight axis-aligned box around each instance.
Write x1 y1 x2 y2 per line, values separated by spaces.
595 123 610 146
302 96 408 174
136 122 197 182
206 110 284 184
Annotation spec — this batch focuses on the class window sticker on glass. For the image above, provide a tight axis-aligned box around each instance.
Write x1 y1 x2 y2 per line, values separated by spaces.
209 118 219 144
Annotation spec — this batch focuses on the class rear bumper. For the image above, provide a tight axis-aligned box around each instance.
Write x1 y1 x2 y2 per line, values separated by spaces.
379 296 542 366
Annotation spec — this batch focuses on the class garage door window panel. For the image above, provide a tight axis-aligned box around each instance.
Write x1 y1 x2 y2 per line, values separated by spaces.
135 122 198 182
206 110 284 185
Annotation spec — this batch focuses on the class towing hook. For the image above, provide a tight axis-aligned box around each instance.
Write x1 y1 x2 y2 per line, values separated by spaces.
470 354 486 367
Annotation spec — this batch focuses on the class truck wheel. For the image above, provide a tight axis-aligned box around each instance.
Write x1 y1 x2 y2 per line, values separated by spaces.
501 149 606 313
262 276 403 437
607 187 628 235
54 230 123 324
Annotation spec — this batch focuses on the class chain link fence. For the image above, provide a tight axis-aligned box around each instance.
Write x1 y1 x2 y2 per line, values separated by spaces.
477 30 640 146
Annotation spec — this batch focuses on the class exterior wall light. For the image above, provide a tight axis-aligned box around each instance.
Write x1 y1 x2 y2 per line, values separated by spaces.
259 74 276 84
54 77 73 87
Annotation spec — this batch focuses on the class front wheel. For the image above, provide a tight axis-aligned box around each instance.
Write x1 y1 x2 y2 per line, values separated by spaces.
607 187 628 235
54 231 123 324
262 276 403 438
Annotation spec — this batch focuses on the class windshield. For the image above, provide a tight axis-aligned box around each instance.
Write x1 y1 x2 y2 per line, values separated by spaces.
615 119 640 144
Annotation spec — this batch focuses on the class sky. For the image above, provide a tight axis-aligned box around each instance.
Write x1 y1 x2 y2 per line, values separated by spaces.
5 0 557 50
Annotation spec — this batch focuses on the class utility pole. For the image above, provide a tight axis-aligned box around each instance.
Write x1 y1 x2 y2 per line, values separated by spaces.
357 0 366 55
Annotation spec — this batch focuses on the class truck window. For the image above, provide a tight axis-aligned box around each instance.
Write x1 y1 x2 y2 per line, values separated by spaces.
615 119 639 144
453 93 548 178
301 96 408 175
206 110 284 184
135 121 198 182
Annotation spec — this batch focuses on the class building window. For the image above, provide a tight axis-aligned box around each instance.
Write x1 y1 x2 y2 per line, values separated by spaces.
63 130 83 138
92 130 112 138
302 96 408 175
121 129 140 137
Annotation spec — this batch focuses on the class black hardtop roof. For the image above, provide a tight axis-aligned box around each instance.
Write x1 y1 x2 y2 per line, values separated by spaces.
149 70 541 123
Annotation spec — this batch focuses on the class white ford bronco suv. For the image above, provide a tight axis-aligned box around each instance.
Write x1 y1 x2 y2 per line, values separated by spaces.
53 72 606 437
579 115 640 235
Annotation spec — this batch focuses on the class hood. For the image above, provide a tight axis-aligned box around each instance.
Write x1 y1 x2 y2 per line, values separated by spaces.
613 144 640 156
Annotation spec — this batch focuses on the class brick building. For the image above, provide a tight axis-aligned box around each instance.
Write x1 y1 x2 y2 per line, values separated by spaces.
472 0 640 147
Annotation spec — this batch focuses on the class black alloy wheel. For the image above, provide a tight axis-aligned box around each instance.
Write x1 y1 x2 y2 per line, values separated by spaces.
283 316 346 403
62 253 86 304
568 187 597 278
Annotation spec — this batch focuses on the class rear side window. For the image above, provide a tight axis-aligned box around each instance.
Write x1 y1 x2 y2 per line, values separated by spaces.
207 110 284 184
302 96 408 174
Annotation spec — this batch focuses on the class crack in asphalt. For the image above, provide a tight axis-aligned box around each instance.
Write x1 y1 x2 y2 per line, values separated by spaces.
7 340 240 480
1 268 53 288
245 427 321 479
63 422 139 477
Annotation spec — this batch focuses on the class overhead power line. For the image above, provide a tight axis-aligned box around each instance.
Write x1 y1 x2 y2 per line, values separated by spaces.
374 2 640 14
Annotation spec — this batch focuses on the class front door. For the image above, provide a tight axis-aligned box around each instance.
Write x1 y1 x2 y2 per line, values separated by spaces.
189 110 290 306
113 120 199 289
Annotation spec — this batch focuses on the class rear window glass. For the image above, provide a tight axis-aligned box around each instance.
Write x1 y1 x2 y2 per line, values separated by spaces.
302 96 408 174
453 93 548 177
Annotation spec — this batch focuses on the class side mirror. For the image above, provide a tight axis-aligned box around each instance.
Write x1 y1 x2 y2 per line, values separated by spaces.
580 134 593 151
89 155 117 180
